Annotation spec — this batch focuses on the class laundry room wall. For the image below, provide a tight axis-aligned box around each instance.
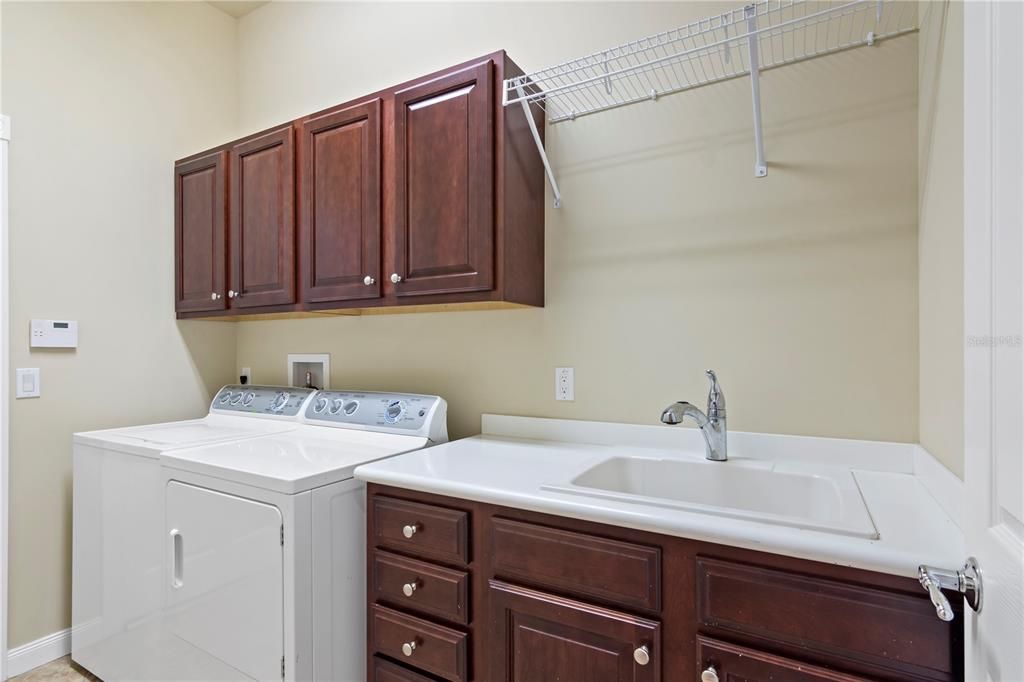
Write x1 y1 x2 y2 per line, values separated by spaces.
1 2 239 649
232 3 921 446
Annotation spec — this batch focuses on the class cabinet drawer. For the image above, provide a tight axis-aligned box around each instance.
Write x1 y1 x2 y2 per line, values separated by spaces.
698 635 866 681
371 605 468 682
372 656 441 682
491 517 661 611
372 496 469 566
372 550 469 625
697 557 956 680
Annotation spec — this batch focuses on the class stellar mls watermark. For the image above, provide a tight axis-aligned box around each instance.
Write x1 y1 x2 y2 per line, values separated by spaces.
966 335 1023 348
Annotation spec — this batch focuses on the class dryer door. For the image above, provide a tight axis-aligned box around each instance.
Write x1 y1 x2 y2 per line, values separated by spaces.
166 481 283 681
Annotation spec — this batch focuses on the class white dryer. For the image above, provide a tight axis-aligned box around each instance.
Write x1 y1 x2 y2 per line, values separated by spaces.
77 388 447 682
72 386 317 681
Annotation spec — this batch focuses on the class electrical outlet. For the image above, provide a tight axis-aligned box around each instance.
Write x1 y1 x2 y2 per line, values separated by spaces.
240 367 252 385
555 367 574 401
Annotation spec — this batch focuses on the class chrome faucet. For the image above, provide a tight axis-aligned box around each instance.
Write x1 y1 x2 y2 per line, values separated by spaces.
661 370 727 461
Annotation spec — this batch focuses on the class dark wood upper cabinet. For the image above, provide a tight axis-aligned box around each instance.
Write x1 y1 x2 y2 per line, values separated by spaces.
392 60 494 298
298 98 382 304
175 50 544 319
488 580 661 682
230 126 296 309
174 151 227 313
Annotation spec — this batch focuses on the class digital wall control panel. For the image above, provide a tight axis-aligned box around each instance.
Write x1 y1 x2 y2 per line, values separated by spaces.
31 319 78 348
305 391 441 432
211 385 316 417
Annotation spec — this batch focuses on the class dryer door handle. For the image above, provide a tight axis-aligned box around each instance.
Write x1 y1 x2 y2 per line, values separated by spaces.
170 529 184 589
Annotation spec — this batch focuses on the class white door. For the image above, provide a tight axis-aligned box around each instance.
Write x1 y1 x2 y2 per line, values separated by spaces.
963 2 1024 679
166 481 284 681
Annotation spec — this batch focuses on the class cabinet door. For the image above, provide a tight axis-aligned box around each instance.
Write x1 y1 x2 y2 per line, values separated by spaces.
697 636 867 681
488 580 660 682
393 60 494 297
230 126 296 308
175 151 227 313
165 482 283 682
298 99 382 304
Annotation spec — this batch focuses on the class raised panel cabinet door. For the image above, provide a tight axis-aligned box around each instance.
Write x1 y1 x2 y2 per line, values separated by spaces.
393 60 494 297
175 151 227 313
488 580 661 682
298 98 382 303
230 126 296 308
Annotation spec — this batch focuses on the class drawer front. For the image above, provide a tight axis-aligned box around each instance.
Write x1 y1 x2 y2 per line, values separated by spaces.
697 557 956 679
697 635 867 681
491 517 661 611
371 605 468 682
373 550 470 625
373 656 441 682
373 496 469 566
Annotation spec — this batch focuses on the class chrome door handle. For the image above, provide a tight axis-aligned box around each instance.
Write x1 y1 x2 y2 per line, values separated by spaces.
390 273 402 284
918 557 983 621
170 529 184 589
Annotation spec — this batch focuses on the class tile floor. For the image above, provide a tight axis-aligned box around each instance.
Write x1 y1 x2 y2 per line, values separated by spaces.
9 656 98 682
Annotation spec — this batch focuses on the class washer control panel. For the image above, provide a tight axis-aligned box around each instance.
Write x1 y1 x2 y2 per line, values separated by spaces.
211 385 316 417
304 391 442 433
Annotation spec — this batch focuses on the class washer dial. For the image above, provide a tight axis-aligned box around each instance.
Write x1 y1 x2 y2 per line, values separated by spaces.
242 392 255 406
312 397 328 414
329 398 345 415
384 400 406 424
270 392 290 412
219 392 232 404
343 400 359 416
230 392 244 406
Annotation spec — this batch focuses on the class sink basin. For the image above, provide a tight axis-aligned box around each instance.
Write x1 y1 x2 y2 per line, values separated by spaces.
543 456 878 539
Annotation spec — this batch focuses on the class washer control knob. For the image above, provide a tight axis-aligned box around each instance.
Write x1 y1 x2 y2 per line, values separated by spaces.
329 398 344 415
384 400 406 424
343 400 359 415
230 392 244 406
219 392 232 404
242 392 255 406
270 392 290 412
312 397 328 414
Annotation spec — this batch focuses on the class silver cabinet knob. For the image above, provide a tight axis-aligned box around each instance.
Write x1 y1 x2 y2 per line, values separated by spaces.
402 524 419 539
401 640 417 657
633 645 650 666
390 273 402 284
227 289 236 299
402 580 419 597
363 275 376 286
701 666 719 682
210 292 221 301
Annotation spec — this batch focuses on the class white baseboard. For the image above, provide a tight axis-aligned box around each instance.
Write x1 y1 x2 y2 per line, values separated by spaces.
6 628 70 678
913 445 965 531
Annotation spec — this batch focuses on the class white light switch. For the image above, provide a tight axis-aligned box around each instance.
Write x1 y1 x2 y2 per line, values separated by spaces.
555 367 574 401
16 368 40 398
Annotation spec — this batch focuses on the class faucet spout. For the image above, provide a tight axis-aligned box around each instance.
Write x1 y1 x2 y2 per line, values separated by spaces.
660 371 728 461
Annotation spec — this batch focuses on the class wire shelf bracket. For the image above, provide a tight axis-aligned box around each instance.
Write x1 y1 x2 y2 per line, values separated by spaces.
503 0 917 207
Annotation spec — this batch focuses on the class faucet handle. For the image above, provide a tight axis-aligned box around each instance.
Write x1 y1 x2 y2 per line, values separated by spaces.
705 370 725 418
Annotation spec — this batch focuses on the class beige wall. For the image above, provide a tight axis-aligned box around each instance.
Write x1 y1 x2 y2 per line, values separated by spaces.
234 2 920 443
918 0 964 478
1 2 239 647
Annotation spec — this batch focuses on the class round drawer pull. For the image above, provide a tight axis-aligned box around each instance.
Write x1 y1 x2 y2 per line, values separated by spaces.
633 645 650 666
390 273 402 284
701 666 719 682
363 275 375 286
402 523 419 539
401 640 418 657
402 580 419 597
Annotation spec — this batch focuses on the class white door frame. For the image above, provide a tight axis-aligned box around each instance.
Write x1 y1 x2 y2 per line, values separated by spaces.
1 113 11 681
963 2 1024 679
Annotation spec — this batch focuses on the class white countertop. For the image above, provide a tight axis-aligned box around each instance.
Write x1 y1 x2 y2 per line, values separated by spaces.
354 415 964 579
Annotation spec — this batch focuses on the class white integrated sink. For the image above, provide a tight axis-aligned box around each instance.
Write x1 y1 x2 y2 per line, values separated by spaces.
543 455 879 539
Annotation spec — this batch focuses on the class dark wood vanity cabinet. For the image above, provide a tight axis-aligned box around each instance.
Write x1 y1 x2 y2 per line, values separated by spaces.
174 51 544 319
365 484 962 682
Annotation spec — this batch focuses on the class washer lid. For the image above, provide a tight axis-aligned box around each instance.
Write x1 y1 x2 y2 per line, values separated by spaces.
160 427 430 494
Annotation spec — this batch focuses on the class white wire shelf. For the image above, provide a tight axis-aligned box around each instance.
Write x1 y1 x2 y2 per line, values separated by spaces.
503 0 918 206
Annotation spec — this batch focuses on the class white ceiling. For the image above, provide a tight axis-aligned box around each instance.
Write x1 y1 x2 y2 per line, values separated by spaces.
208 1 269 19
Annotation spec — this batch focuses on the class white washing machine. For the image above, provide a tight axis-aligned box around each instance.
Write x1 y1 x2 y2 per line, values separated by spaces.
72 385 317 680
73 386 447 682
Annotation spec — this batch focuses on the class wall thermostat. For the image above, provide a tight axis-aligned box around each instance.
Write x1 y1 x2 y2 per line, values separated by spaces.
31 319 78 349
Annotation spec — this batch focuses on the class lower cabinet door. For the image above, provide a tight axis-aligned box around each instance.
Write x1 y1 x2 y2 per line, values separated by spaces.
697 636 867 681
165 481 284 681
488 580 661 682
373 656 441 682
